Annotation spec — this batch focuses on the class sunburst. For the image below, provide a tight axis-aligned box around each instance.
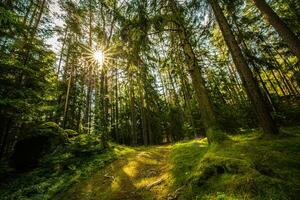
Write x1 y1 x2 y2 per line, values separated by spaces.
80 44 116 72
93 50 105 65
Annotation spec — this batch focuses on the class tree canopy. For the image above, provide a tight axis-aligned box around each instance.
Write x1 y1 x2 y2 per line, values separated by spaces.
1 0 300 164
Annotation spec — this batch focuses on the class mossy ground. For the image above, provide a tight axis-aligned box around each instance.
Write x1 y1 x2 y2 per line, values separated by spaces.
171 126 300 200
1 127 300 200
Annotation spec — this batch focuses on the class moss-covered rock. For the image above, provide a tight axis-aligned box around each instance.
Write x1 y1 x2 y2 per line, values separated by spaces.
196 156 253 186
64 129 79 138
10 122 68 171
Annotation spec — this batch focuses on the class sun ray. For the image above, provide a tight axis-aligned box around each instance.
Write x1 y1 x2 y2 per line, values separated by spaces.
79 44 121 73
93 50 105 65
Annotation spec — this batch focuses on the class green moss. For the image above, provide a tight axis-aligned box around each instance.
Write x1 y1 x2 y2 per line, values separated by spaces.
171 140 208 186
170 127 300 200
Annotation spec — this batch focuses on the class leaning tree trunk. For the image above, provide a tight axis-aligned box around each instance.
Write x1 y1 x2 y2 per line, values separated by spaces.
209 0 278 135
252 0 300 61
178 30 219 128
168 0 227 144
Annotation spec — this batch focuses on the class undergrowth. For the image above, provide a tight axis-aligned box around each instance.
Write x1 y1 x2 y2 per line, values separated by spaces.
0 143 134 200
170 126 300 200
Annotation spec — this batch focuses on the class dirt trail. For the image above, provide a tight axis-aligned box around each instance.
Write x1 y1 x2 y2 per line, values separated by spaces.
55 146 172 200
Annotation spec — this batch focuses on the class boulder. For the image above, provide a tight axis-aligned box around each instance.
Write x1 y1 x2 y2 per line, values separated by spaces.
10 122 67 171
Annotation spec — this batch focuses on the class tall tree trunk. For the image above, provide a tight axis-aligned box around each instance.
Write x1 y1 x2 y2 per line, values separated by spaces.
0 118 11 160
57 27 68 78
168 0 225 144
260 67 280 96
252 0 300 61
102 71 109 148
177 30 218 129
140 86 148 145
115 67 119 143
209 0 278 134
129 69 137 145
63 62 74 128
231 16 276 111
84 0 93 133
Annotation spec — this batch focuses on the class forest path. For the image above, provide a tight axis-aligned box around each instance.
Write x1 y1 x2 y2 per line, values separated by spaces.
55 145 173 200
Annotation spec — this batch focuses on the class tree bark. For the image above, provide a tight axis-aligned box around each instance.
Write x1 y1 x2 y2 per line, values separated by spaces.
84 0 93 134
209 0 278 134
177 29 218 130
252 0 300 61
129 69 137 145
63 57 74 128
168 0 225 143
115 67 119 143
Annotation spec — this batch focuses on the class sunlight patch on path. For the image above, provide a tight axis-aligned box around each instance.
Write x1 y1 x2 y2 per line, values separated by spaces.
55 146 172 200
123 160 139 177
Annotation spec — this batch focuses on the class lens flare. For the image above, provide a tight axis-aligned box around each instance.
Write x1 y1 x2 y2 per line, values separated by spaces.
93 50 105 65
80 44 116 72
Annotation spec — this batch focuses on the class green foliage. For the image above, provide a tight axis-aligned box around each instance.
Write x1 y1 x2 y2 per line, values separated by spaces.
0 7 17 27
217 103 257 133
273 96 300 126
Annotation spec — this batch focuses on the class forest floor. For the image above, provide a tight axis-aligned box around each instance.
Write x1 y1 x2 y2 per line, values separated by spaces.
54 127 300 200
54 145 174 200
1 127 300 200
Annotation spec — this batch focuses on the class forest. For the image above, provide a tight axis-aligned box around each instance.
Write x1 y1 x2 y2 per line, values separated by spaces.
0 0 300 199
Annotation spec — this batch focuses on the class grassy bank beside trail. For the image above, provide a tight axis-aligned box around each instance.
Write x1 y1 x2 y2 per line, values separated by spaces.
170 127 300 200
0 144 134 200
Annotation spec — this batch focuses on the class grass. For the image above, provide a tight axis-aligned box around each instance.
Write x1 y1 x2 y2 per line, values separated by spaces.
0 143 134 200
170 126 300 200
